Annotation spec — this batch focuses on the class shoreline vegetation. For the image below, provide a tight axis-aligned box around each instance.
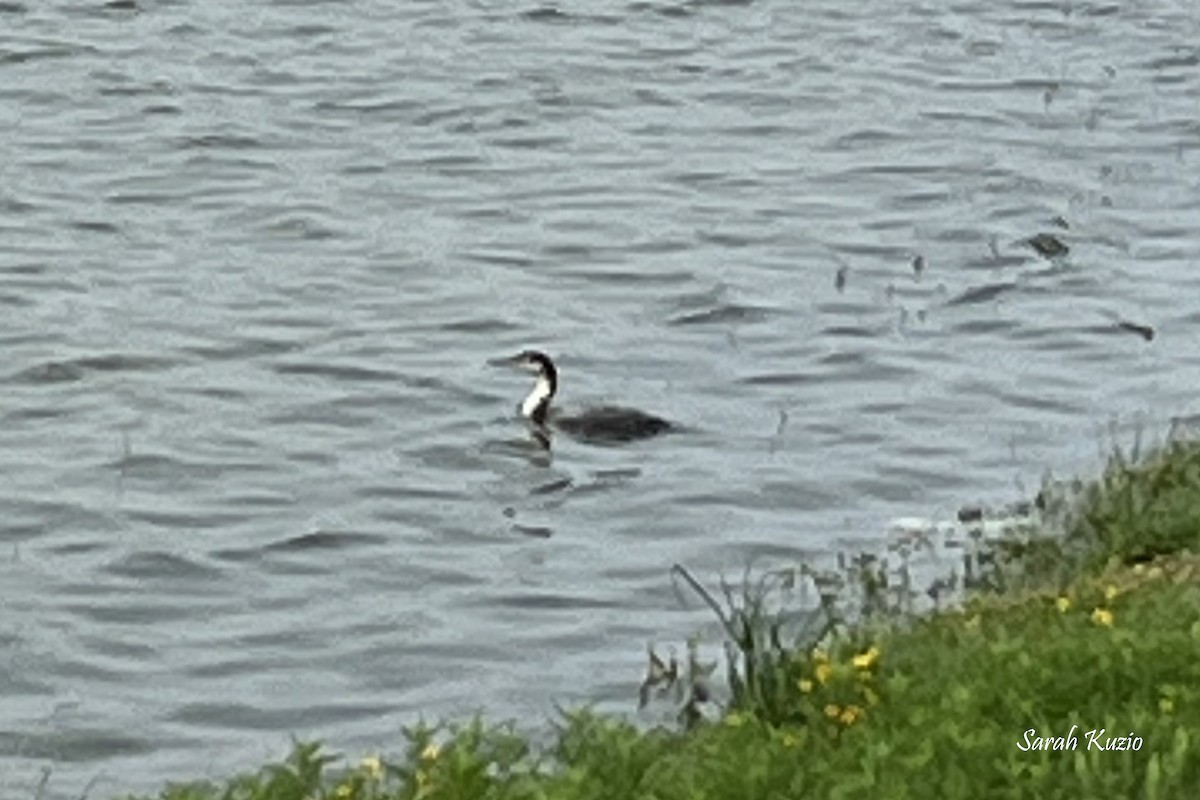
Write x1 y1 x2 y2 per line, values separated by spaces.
82 436 1200 798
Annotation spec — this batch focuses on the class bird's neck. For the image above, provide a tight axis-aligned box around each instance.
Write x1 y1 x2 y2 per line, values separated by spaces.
521 374 555 425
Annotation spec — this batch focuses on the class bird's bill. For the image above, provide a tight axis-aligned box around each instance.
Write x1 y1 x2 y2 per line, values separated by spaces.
487 353 526 369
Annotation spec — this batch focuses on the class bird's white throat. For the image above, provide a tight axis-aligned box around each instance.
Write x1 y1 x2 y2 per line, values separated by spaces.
521 374 554 419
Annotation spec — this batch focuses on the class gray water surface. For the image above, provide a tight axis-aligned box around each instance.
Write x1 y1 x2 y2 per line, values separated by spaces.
2 0 1199 796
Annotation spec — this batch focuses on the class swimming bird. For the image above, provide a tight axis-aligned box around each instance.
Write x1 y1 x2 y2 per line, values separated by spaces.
493 350 674 443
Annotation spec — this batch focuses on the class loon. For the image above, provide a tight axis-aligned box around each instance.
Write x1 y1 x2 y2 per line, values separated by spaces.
494 350 674 443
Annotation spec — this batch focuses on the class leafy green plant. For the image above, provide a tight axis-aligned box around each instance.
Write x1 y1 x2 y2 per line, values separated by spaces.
669 563 837 726
1072 441 1200 567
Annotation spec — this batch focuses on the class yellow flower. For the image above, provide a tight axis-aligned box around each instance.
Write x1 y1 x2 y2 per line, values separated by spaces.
1104 584 1120 602
852 647 880 670
839 705 865 725
421 743 440 761
812 648 829 664
1056 596 1071 613
815 662 834 685
824 704 841 719
725 712 746 728
798 678 814 694
334 784 353 800
360 755 383 780
1091 607 1114 627
1160 697 1175 714
781 730 801 748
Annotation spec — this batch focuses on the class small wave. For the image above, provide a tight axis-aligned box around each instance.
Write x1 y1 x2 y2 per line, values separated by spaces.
262 529 389 553
669 303 774 326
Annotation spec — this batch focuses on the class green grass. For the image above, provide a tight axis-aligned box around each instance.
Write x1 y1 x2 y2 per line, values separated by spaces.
97 439 1200 800
1074 441 1200 567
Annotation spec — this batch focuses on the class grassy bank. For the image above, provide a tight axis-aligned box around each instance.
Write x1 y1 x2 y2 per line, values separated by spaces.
111 439 1200 799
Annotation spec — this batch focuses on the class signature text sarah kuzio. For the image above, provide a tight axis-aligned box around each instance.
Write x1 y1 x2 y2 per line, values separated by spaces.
1017 725 1143 752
